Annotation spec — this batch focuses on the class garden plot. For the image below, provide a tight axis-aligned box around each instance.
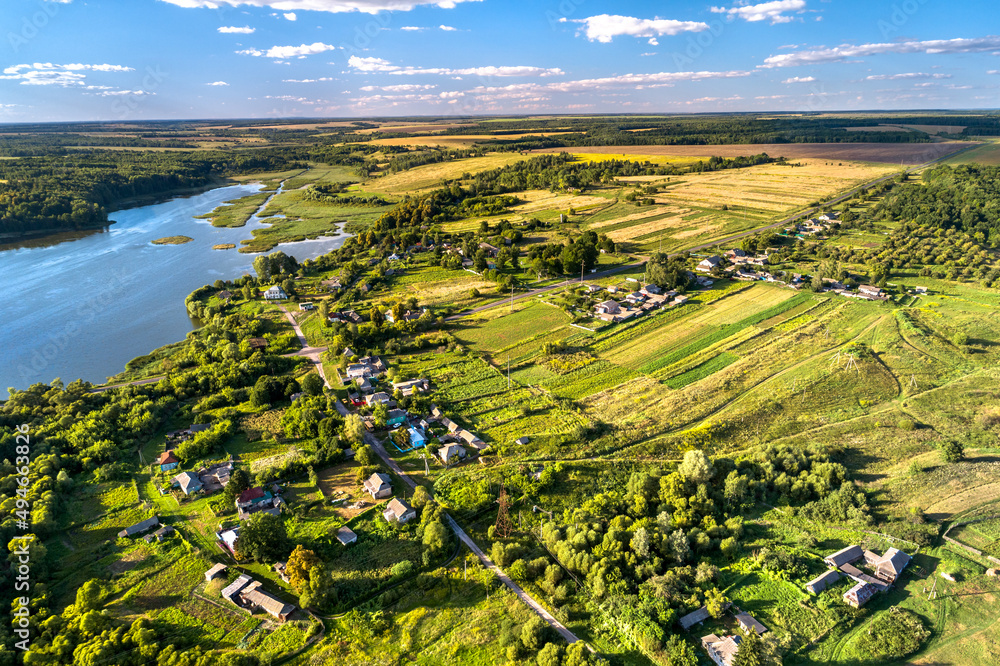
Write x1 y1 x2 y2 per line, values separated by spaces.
510 190 610 214
455 303 571 353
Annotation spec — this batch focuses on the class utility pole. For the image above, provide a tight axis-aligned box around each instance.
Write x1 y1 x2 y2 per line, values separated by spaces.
510 284 514 313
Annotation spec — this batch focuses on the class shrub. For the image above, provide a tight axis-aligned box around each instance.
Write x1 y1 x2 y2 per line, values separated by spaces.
390 560 414 579
897 418 916 431
851 608 930 660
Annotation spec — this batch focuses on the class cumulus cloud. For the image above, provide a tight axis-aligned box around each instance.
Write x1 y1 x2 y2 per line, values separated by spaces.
782 76 815 83
711 0 807 24
218 25 255 33
400 26 424 30
238 42 339 58
864 72 952 80
283 11 297 19
569 14 709 43
206 81 230 86
347 56 563 77
763 35 1000 67
283 77 335 82
0 62 133 86
439 24 457 31
158 0 483 15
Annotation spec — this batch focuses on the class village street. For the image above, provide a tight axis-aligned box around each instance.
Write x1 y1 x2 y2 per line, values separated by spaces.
364 431 587 646
277 305 331 388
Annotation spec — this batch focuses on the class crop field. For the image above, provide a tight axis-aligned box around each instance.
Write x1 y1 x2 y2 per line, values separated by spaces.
282 164 358 190
941 138 1000 166
365 154 528 193
510 189 612 214
317 461 381 520
532 141 977 164
454 302 571 352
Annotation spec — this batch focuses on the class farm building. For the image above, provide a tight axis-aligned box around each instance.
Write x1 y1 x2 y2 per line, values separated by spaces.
117 516 160 539
221 574 253 601
383 497 416 524
441 417 460 433
173 472 203 495
515 436 530 446
439 443 466 465
457 429 486 450
874 548 911 583
299 302 315 311
147 525 174 542
734 611 767 636
679 606 710 631
701 633 741 666
240 588 296 622
392 378 430 396
336 527 357 546
805 570 841 594
205 564 227 582
364 473 393 500
824 545 864 568
843 582 876 608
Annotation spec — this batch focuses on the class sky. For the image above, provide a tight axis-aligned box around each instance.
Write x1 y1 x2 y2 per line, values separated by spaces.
1 0 999 121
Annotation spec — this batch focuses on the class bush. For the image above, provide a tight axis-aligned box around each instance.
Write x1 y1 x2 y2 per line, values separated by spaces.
940 438 965 463
897 418 916 431
851 608 930 660
390 560 415 578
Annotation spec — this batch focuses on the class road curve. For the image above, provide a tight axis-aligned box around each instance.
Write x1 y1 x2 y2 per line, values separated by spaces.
277 305 331 388
364 431 586 646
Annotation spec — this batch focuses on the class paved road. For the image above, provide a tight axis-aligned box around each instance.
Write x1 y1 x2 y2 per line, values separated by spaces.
365 431 586 646
277 305 331 389
447 149 970 322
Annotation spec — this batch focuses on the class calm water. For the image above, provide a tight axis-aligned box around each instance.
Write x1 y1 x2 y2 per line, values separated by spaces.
1 183 350 397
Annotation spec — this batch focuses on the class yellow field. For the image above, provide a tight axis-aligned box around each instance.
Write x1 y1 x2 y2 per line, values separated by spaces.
511 190 611 214
589 206 680 230
692 286 794 326
366 154 528 193
653 159 898 215
367 132 571 148
569 152 706 166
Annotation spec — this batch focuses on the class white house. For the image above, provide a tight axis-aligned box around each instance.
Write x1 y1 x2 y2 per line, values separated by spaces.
264 285 287 300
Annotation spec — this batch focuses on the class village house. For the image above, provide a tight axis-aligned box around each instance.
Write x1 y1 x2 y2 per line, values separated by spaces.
408 427 427 448
157 451 179 472
734 611 767 636
218 526 240 555
364 472 393 500
205 563 227 582
857 284 885 300
336 526 358 546
625 291 646 305
235 487 282 519
321 278 342 292
263 285 287 300
696 255 722 272
843 581 876 608
478 242 500 257
365 392 391 406
383 497 417 524
678 606 710 631
173 472 203 496
440 443 466 465
594 300 622 317
805 569 841 594
147 525 175 542
299 302 315 311
199 461 233 493
701 634 742 666
392 378 430 396
386 408 408 427
118 516 160 539
874 548 911 583
457 429 487 450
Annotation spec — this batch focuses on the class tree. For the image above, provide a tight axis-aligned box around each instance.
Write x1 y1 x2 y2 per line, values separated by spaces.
75 580 104 612
422 520 449 555
706 587 728 618
732 627 766 666
631 526 650 559
373 401 389 427
301 372 324 397
411 485 432 510
318 299 330 322
669 529 690 563
662 634 698 666
537 643 564 666
678 449 715 485
355 444 373 466
286 545 323 593
940 438 965 463
646 252 691 290
720 537 739 559
344 413 365 444
370 306 384 328
223 468 252 505
236 512 287 563
474 249 488 273
521 615 547 651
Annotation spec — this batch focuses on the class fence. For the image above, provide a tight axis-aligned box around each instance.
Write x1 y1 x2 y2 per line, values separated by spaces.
942 513 1000 566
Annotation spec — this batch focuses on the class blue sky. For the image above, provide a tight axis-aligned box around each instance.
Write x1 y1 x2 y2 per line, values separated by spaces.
1 0 999 121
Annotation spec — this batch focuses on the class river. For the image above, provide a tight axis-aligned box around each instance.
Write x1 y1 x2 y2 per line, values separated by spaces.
1 182 351 398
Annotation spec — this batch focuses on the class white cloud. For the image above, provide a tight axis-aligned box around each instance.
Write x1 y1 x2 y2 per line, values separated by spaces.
648 38 659 46
763 35 1000 67
782 76 815 83
218 25 255 33
347 56 563 77
96 89 155 97
158 0 483 15
283 77 335 82
283 11 297 19
989 70 1000 75
400 26 424 30
711 0 807 24
439 24 456 31
360 83 437 91
206 81 230 86
639 52 656 57
570 14 709 43
238 42 339 58
0 62 133 86
864 72 952 80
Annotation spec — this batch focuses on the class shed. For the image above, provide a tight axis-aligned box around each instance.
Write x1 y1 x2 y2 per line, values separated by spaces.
515 436 530 446
221 574 253 601
337 526 358 546
679 605 710 631
205 563 227 582
735 611 767 636
824 545 864 568
117 516 160 539
805 569 841 594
